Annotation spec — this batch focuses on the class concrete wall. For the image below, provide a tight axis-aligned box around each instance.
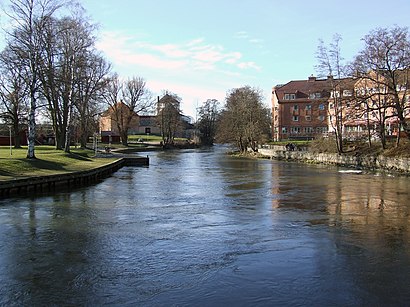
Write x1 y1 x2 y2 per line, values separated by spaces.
258 148 410 173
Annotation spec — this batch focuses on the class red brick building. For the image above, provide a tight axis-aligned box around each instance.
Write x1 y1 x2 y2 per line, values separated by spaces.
272 76 333 141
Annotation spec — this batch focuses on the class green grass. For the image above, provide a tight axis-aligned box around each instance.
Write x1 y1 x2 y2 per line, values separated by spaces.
0 146 117 181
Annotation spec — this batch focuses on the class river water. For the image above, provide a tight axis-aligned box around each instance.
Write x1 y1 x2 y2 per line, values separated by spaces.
0 146 409 306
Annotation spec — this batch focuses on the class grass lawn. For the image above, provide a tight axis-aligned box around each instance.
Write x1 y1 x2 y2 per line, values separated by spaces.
0 146 117 181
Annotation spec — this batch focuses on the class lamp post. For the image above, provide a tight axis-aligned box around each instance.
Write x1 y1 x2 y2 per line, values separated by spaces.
8 125 12 156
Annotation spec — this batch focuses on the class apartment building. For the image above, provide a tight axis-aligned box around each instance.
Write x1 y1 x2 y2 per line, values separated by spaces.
272 75 335 141
271 73 410 141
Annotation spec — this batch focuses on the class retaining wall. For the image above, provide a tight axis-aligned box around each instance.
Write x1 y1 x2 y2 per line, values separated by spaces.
0 156 149 198
258 148 410 173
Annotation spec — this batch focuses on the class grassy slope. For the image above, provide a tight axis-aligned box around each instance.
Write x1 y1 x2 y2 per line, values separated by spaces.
0 146 117 181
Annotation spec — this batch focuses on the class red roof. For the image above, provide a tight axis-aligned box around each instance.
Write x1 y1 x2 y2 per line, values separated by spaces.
274 76 355 101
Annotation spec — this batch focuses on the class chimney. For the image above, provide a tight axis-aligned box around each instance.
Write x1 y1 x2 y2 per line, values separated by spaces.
308 75 316 82
327 75 334 81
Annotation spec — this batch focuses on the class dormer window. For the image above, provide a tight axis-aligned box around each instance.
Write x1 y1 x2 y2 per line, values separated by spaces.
309 92 321 99
284 93 296 100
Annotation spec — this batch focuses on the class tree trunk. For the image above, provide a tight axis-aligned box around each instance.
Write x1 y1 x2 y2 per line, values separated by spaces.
79 121 88 148
120 130 128 146
13 123 21 148
26 92 36 159
396 123 402 147
64 99 74 153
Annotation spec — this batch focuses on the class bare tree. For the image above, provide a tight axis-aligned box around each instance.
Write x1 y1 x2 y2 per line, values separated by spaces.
216 86 270 153
353 75 391 148
103 75 153 146
352 26 410 145
5 0 66 158
74 52 111 148
197 99 219 146
316 34 346 154
157 92 183 147
0 48 29 148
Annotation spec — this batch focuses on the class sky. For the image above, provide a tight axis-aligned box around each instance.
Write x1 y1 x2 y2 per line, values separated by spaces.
2 0 410 118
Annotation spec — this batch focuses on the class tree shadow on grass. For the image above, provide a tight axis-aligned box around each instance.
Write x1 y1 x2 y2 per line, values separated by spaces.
0 170 13 176
22 158 67 171
67 152 93 161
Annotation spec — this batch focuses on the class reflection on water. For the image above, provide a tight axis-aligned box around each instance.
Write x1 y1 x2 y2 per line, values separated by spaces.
0 146 409 306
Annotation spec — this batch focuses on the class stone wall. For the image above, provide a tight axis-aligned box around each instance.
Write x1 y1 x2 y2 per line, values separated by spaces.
258 148 410 173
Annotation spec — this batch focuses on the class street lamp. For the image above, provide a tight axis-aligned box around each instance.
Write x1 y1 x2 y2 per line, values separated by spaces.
8 125 12 156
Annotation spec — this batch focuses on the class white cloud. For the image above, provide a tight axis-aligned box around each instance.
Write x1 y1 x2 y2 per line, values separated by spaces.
237 61 261 71
234 31 249 39
234 31 265 48
97 31 259 73
95 31 263 116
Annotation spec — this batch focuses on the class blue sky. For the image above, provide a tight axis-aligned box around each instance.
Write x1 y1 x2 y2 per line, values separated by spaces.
3 0 410 118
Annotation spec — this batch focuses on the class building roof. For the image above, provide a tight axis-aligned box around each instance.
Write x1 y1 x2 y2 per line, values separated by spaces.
274 76 356 102
101 101 139 117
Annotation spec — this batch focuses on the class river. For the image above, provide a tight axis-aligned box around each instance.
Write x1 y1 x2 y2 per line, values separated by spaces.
0 146 409 306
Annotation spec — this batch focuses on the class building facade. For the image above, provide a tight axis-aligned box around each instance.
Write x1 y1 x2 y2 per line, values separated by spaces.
272 76 334 141
272 74 410 141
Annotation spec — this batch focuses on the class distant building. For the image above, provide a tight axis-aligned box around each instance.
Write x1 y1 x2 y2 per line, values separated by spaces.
99 95 194 142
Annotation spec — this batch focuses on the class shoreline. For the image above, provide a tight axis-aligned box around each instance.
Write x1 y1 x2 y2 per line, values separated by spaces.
0 156 148 199
257 148 410 175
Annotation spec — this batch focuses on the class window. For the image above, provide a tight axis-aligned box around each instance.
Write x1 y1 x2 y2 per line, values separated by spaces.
331 91 340 98
318 115 325 121
293 115 299 121
329 103 334 109
305 115 311 121
319 104 325 110
396 84 407 91
281 127 288 133
343 90 353 97
304 127 314 133
284 93 296 100
291 127 301 134
305 104 312 110
316 127 328 133
310 92 321 99
293 105 298 111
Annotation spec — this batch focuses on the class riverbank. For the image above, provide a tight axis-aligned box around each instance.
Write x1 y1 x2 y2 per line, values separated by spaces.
0 156 148 198
257 147 410 174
